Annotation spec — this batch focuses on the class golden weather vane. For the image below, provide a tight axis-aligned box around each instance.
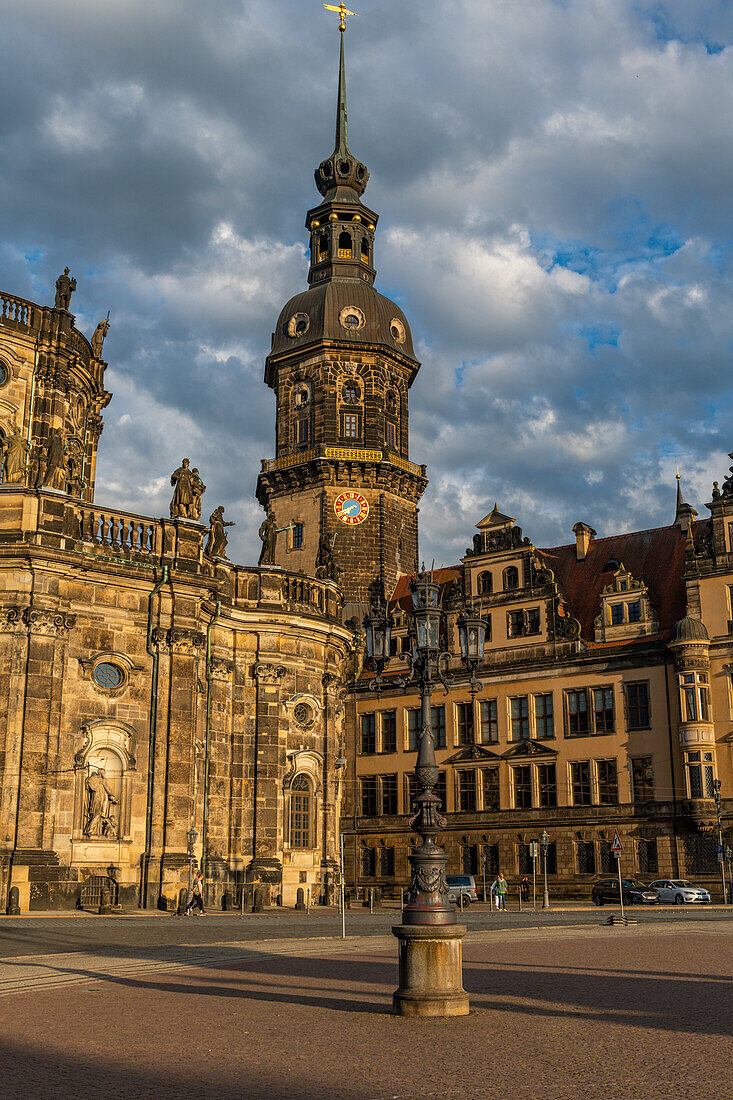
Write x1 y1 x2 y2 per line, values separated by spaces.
323 3 359 32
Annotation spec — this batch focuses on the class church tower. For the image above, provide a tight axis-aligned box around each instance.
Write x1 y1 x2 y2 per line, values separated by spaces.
256 24 427 616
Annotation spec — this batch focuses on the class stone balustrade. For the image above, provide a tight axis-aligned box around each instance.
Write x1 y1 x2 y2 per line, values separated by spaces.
72 505 162 556
0 292 38 332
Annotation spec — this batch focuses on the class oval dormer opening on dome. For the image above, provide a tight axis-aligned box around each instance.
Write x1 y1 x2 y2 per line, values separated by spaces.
287 313 310 338
339 306 365 331
337 160 350 176
321 161 333 178
390 318 406 344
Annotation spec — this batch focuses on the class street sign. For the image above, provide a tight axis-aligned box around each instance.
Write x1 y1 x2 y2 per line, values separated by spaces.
611 831 623 857
529 841 539 858
717 844 724 863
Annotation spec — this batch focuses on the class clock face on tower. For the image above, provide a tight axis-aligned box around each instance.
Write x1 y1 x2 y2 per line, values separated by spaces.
334 491 369 526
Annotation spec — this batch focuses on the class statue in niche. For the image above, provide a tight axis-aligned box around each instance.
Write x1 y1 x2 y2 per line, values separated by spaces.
204 506 234 559
191 468 206 520
34 431 65 489
1 426 30 485
54 268 77 311
170 458 197 518
84 768 118 838
258 509 278 565
91 314 110 359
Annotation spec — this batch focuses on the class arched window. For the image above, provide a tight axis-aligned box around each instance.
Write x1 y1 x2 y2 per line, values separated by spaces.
317 233 329 262
478 571 492 595
338 231 352 259
289 774 311 848
360 236 369 263
342 381 360 404
503 566 519 591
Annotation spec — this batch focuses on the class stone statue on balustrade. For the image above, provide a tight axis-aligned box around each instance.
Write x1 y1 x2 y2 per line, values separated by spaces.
83 768 118 838
91 315 110 359
1 426 30 485
258 509 278 566
191 468 206 520
170 458 202 519
54 268 76 311
34 431 66 490
204 506 235 559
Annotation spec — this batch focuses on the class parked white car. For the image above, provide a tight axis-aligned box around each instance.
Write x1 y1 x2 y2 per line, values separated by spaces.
648 879 711 904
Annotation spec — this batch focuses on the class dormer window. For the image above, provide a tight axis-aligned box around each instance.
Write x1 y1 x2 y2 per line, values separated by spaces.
503 566 519 591
343 313 360 328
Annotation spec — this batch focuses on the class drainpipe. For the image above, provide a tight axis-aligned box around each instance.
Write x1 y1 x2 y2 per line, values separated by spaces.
141 565 169 906
201 600 221 880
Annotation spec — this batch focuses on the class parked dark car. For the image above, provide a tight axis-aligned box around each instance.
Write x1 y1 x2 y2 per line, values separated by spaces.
591 878 660 906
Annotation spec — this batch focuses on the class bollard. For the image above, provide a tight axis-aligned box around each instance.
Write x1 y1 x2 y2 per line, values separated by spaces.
369 887 374 914
518 886 522 913
252 885 266 913
345 888 351 910
400 886 404 911
177 887 188 915
295 886 306 911
6 886 20 916
459 890 464 912
306 886 311 914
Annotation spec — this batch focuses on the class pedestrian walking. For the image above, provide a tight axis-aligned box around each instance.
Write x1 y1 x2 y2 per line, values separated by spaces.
491 872 508 911
520 876 530 904
185 871 205 916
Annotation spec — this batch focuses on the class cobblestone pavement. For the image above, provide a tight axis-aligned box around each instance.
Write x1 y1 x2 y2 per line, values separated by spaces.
0 920 730 1100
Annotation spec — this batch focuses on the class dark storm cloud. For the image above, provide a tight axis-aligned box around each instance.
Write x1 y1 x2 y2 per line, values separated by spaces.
1 0 731 567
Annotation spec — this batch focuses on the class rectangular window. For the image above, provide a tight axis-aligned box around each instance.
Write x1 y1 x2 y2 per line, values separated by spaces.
599 841 613 874
627 600 641 623
385 422 397 449
482 843 499 876
406 708 420 751
292 522 304 549
637 839 658 876
626 682 650 730
508 610 525 637
597 759 619 805
686 750 715 799
360 845 376 877
517 843 533 875
456 702 474 746
296 418 309 444
381 711 396 754
511 696 529 740
566 689 590 736
571 761 592 806
544 842 557 875
593 687 615 733
360 714 376 755
526 607 540 635
482 768 500 811
682 834 718 874
631 756 654 802
378 846 395 878
404 771 416 814
431 705 446 749
341 412 360 439
576 841 596 875
360 776 378 816
480 699 498 743
461 844 479 875
290 789 310 848
534 694 554 738
611 603 624 625
512 764 532 809
537 763 557 808
457 770 477 812
381 774 398 815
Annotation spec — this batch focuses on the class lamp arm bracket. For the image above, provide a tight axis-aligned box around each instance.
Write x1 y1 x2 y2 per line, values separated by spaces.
436 650 454 696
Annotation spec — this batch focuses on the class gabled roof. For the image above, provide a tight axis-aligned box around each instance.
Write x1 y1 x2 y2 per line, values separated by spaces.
477 503 515 529
537 523 693 642
390 567 461 612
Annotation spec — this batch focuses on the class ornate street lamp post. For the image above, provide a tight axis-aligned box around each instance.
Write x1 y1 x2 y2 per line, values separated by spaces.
540 828 550 910
363 572 488 1017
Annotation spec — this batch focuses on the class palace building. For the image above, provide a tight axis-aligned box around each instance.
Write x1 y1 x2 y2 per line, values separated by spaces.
0 23 731 914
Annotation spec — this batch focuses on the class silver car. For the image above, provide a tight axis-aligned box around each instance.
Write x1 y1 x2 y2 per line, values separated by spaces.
445 874 478 905
649 879 711 904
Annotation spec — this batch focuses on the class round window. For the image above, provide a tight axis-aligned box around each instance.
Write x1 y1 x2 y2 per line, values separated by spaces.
293 701 314 727
338 306 365 331
93 662 123 690
0 362 8 386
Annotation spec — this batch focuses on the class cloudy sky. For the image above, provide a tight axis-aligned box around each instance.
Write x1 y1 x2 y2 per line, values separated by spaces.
1 0 732 565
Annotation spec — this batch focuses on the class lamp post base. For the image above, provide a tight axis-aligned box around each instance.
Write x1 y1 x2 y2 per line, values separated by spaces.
391 924 470 1017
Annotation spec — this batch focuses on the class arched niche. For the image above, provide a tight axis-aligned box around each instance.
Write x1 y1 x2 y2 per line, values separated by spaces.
72 721 137 844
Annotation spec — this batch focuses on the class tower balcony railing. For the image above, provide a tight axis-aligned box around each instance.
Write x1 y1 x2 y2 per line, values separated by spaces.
261 444 426 478
0 292 41 333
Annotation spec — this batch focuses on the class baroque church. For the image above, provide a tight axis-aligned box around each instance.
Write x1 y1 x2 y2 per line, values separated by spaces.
0 25 731 913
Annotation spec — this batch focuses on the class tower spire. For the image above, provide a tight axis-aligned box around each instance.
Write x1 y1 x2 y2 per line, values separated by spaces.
315 8 369 199
674 468 698 532
334 22 349 158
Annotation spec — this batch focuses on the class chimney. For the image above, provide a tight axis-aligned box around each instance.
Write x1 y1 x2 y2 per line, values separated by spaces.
572 522 596 562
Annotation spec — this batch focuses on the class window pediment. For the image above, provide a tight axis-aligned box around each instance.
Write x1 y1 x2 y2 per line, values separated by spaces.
445 744 500 764
502 740 558 760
